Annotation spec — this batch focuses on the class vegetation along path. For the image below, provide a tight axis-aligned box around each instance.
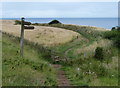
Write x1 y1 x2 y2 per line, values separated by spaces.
52 64 71 86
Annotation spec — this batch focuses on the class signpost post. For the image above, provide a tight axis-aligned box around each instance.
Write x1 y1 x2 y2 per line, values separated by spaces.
20 17 34 57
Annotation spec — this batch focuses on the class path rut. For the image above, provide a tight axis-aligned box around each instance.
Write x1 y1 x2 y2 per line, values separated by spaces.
52 64 71 86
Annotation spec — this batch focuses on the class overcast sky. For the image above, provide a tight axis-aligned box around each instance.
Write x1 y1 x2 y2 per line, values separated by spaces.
2 2 118 18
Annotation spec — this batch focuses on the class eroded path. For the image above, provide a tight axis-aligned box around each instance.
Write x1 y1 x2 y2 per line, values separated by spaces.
52 64 71 86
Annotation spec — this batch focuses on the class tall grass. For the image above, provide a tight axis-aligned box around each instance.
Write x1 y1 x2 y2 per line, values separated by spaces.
62 46 118 86
32 23 106 40
2 32 55 62
2 33 58 86
32 23 119 86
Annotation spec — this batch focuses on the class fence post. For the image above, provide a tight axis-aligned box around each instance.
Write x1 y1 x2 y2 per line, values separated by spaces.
20 17 25 57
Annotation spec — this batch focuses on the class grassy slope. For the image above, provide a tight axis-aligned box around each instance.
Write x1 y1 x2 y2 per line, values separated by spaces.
2 20 119 86
2 34 57 86
1 20 80 46
62 44 118 86
34 23 119 86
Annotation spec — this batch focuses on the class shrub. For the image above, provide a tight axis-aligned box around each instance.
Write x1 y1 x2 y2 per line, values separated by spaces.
114 37 120 48
112 27 120 31
94 47 104 60
48 20 61 25
111 27 116 31
104 31 119 39
104 30 120 49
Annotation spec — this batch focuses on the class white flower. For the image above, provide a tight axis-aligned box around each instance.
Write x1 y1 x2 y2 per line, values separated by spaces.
77 68 80 71
112 75 114 77
88 70 91 74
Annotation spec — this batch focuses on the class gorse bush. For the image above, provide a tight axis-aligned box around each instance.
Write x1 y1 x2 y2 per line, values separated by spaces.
48 20 61 25
112 26 120 31
104 30 120 49
104 31 119 39
94 47 104 60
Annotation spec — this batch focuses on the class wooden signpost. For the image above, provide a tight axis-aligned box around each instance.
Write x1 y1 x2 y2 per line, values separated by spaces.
20 17 34 57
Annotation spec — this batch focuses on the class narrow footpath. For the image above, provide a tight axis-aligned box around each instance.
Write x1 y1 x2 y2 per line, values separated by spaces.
52 64 71 86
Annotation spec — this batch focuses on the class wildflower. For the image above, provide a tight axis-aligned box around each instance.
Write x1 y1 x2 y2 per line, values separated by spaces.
112 75 114 77
77 68 80 71
89 71 91 74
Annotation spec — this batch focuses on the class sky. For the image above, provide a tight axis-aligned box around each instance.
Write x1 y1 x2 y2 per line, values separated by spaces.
1 2 118 18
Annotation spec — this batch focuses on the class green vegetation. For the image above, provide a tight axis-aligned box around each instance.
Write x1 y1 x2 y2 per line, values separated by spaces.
94 47 103 60
60 41 118 86
104 30 120 49
32 23 105 40
3 20 119 86
32 22 118 86
2 33 57 86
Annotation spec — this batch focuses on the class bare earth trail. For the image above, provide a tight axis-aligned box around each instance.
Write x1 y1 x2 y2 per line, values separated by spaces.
52 64 71 86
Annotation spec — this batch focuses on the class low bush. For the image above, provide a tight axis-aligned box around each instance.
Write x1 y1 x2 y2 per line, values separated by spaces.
48 20 61 25
94 47 104 60
104 30 120 49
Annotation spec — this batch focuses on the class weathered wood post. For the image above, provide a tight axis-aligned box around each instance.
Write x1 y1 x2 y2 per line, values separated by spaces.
20 17 25 57
20 17 34 57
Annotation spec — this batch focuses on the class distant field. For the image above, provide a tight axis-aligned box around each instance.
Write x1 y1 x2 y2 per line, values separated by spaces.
1 20 81 46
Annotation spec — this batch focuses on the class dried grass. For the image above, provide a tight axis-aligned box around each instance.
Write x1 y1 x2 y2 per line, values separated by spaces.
1 20 80 46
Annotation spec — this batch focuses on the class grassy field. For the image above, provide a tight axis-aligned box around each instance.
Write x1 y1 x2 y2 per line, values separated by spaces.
1 20 80 46
2 34 58 86
2 20 119 86
33 23 119 86
61 43 118 86
33 23 106 41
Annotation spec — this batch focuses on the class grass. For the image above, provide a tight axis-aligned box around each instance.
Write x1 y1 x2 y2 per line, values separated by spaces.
34 23 119 86
58 38 119 86
2 33 58 86
1 20 80 46
2 20 119 86
32 23 106 40
62 50 118 86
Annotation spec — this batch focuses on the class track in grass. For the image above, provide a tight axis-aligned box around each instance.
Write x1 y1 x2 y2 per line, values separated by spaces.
52 64 71 86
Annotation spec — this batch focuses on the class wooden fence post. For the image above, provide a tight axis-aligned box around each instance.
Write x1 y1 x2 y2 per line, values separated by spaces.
20 17 25 57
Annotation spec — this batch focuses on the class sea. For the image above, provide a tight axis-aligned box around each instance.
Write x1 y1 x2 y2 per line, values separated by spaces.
2 18 118 30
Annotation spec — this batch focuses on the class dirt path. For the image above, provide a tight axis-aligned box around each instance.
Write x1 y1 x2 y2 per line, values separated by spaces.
52 64 71 86
64 37 89 58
